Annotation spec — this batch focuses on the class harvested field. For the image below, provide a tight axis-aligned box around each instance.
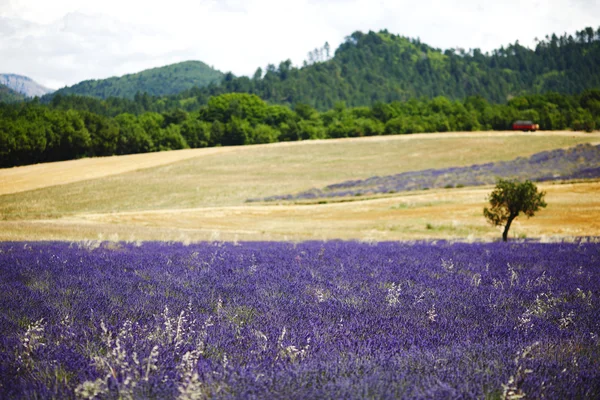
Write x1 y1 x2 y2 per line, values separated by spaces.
1 181 598 242
0 130 598 241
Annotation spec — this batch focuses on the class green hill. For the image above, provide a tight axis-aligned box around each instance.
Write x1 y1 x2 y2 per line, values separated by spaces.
45 26 600 114
51 61 224 100
191 27 600 110
0 83 25 103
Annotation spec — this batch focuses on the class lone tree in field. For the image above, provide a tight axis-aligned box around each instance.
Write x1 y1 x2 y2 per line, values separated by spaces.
484 179 547 242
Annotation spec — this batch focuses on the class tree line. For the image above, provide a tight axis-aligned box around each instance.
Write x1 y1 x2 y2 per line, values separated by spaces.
43 26 600 114
209 27 600 109
1 90 599 168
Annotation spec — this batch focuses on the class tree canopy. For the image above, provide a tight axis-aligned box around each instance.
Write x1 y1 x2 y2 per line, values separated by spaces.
148 26 600 111
50 61 223 100
3 25 600 168
484 179 547 241
1 90 599 168
40 26 600 112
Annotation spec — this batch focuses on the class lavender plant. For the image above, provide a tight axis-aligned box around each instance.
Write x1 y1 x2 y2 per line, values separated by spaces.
249 143 600 202
0 240 599 398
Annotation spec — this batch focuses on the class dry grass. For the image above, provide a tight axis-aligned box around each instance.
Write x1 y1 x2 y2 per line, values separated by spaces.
0 147 240 196
1 130 598 218
0 130 598 242
1 181 598 242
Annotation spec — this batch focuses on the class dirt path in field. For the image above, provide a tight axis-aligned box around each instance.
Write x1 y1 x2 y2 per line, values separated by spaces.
1 130 597 196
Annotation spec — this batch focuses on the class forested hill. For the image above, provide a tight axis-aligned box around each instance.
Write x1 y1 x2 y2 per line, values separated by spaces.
188 27 600 110
50 61 224 100
0 83 25 103
42 26 600 114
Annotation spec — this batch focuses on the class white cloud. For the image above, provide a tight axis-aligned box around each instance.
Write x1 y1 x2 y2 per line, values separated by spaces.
0 12 191 89
0 0 598 89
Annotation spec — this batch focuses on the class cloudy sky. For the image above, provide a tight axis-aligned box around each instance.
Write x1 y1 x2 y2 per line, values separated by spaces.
1 0 598 89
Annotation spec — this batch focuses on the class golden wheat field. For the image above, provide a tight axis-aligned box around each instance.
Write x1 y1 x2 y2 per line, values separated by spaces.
1 130 599 242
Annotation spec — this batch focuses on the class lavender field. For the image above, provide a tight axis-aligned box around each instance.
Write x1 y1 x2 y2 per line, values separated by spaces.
1 240 599 399
251 143 600 202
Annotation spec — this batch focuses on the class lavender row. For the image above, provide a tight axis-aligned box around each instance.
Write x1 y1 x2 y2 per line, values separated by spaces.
250 143 600 202
1 240 599 398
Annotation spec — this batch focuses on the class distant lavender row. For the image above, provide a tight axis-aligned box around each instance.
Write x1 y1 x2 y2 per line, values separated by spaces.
1 240 599 398
250 143 600 202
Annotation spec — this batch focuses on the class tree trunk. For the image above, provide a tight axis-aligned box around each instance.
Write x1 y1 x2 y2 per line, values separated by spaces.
502 215 516 242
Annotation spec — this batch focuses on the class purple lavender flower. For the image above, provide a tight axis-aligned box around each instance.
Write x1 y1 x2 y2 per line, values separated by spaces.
0 240 599 398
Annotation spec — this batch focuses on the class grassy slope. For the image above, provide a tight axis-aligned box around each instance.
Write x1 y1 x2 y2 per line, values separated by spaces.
0 131 599 241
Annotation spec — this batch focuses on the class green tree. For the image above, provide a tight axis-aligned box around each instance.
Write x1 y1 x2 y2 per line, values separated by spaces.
209 121 225 146
297 120 326 140
114 113 153 154
202 93 267 126
138 112 164 150
223 116 251 145
46 109 91 160
162 108 188 127
264 104 296 127
483 179 547 242
294 103 318 120
81 112 120 156
157 124 188 150
251 124 279 144
180 119 211 148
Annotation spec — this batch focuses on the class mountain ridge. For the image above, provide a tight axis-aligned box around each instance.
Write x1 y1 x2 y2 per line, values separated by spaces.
0 83 26 103
0 74 54 98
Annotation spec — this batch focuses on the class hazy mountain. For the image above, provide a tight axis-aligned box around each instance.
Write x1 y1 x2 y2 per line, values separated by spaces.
50 61 224 100
0 74 54 97
0 83 26 103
